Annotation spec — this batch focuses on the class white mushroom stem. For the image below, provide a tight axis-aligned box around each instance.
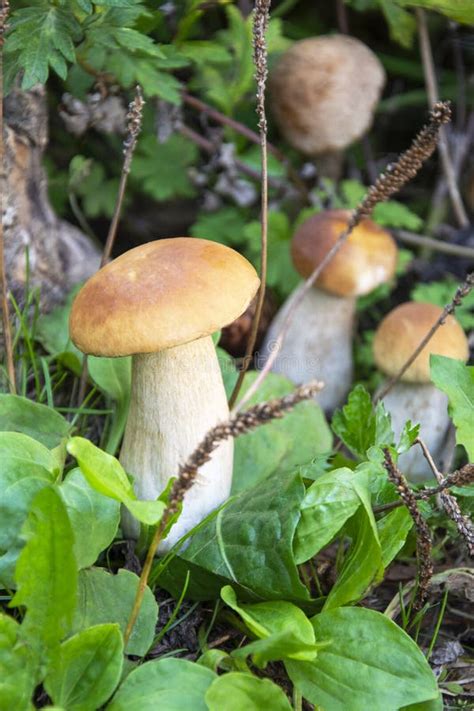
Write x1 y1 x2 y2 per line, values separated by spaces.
380 384 450 482
260 283 355 412
120 336 233 551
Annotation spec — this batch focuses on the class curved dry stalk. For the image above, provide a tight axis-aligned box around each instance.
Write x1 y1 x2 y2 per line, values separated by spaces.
0 0 15 393
234 103 451 413
395 229 474 259
416 8 468 228
229 0 271 408
376 272 474 401
123 379 323 646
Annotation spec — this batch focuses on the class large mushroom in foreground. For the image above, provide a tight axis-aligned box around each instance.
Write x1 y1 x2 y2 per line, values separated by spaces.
270 35 385 175
260 210 398 412
70 238 260 549
374 302 469 480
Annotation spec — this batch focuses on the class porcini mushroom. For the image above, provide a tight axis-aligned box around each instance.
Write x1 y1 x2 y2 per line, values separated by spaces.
70 238 260 549
373 302 469 480
270 35 385 175
260 210 397 412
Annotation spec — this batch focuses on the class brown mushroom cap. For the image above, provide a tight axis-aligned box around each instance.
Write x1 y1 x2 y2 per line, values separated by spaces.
373 301 469 383
291 209 398 297
270 35 385 155
70 238 260 357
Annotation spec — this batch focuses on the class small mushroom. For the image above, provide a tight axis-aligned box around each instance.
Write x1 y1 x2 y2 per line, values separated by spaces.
70 238 260 549
373 302 469 480
270 35 385 176
260 210 397 413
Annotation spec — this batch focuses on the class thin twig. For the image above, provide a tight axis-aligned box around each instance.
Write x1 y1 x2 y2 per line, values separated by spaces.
377 272 474 400
383 448 433 613
336 0 349 34
394 229 474 259
373 463 474 514
417 438 474 556
228 0 271 408
234 102 451 412
416 8 469 228
182 91 309 199
0 0 15 394
77 87 144 404
123 379 324 645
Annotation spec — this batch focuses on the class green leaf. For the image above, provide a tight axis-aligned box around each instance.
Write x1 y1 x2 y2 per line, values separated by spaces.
0 614 36 710
412 279 474 330
36 288 83 374
221 586 319 667
294 468 362 564
379 0 417 48
430 355 474 460
397 0 474 23
205 673 293 711
0 395 71 449
132 134 198 201
88 356 131 454
58 469 120 569
285 607 439 710
44 624 123 710
160 471 310 603
191 207 248 248
11 488 77 659
373 200 423 230
6 6 81 88
232 372 332 494
377 506 413 567
67 437 165 525
0 433 57 588
73 568 158 657
108 658 216 710
332 385 394 460
324 469 383 609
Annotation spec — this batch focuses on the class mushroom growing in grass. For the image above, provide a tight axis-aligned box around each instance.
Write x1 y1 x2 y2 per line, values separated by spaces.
373 302 469 481
270 35 385 176
260 209 398 413
70 238 260 549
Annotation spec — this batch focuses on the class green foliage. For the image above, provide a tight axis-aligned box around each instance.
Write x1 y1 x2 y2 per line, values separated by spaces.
412 279 474 330
0 614 36 710
0 394 71 450
108 658 217 711
44 624 123 710
67 437 166 525
397 0 474 23
332 385 394 460
132 134 198 201
160 471 310 603
58 469 120 569
430 355 474 460
205 673 293 711
285 607 439 710
221 586 320 667
231 372 332 493
70 158 121 219
12 488 77 660
73 568 158 656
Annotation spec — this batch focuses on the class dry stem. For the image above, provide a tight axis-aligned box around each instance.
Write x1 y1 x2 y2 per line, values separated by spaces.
417 438 474 556
234 103 451 413
123 379 323 645
395 229 474 259
228 0 271 408
416 8 469 228
383 448 433 613
0 1 15 394
77 86 144 404
376 271 474 400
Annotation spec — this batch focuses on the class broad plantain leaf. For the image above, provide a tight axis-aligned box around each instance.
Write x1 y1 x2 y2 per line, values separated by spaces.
206 673 293 711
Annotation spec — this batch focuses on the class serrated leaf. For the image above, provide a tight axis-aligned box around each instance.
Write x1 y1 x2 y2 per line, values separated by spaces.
44 624 123 710
11 488 77 660
412 279 474 330
191 207 247 247
132 134 198 201
332 385 394 460
430 355 474 460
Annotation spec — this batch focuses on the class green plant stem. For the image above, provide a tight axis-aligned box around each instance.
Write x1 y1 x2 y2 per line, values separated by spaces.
0 1 16 394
